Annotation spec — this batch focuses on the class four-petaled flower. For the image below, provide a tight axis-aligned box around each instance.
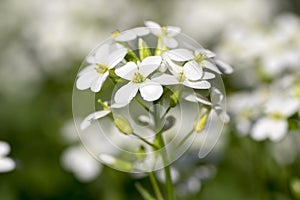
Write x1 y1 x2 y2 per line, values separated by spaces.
114 56 163 106
145 21 181 48
76 44 127 92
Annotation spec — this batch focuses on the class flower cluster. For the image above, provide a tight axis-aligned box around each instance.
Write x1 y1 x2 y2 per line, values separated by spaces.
74 21 231 172
217 14 300 142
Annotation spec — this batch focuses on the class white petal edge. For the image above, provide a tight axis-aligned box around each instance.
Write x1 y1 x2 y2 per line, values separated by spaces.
94 44 110 64
76 70 98 90
107 48 127 69
139 56 162 77
166 49 194 62
183 80 211 89
132 27 150 36
114 31 136 42
163 37 178 48
202 60 222 74
144 21 162 35
80 110 111 130
114 82 140 105
151 74 179 85
183 60 203 81
166 26 181 36
91 72 109 92
215 59 233 74
139 80 163 101
115 62 138 80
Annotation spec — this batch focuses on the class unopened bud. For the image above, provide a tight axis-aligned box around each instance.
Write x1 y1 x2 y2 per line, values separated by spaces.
114 115 133 135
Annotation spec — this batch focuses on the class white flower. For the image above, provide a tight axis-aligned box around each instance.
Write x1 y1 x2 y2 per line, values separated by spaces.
76 44 127 92
114 56 163 106
152 53 211 89
251 94 300 141
185 87 229 123
144 21 181 48
165 48 233 74
61 146 102 182
0 141 15 173
113 27 150 42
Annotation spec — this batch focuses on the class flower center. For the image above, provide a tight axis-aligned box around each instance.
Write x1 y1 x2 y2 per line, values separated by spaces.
194 53 206 63
271 113 283 120
95 64 109 74
132 72 146 83
178 72 186 82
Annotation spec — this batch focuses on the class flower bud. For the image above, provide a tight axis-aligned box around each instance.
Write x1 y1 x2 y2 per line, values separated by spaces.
114 115 133 135
194 108 209 133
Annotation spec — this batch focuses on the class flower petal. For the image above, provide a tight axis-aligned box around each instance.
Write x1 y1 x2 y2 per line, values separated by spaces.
132 27 150 36
114 82 140 105
166 49 194 62
80 110 111 130
139 56 162 77
183 61 203 81
76 70 98 90
139 80 163 101
114 31 136 42
78 65 95 77
215 59 233 74
151 74 179 85
211 87 223 104
202 60 222 74
163 37 178 48
251 118 287 141
115 62 138 80
144 21 162 35
183 80 211 89
91 72 109 92
202 72 216 80
0 141 10 156
185 94 212 105
166 26 181 36
0 157 15 173
94 44 110 64
108 48 127 69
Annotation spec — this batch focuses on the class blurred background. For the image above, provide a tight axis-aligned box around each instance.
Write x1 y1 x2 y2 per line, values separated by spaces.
0 0 300 199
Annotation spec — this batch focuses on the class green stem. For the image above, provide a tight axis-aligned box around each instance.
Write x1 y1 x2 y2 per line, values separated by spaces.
134 98 151 113
153 104 175 200
149 172 164 200
133 132 158 150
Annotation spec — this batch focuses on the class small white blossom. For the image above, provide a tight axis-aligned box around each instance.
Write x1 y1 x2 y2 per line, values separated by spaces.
144 21 181 48
80 108 111 130
76 44 127 92
0 141 15 173
61 146 102 182
114 56 163 106
251 94 300 141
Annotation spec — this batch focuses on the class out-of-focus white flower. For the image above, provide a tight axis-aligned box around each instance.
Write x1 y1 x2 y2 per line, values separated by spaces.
0 141 15 173
76 44 127 92
114 56 163 105
251 94 300 141
145 21 181 48
61 146 102 182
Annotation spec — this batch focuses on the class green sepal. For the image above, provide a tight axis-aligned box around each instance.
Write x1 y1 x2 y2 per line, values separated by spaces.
138 38 152 60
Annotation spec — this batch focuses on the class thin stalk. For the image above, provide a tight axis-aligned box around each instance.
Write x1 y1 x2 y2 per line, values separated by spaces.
133 132 158 150
135 182 156 200
153 104 175 200
134 98 151 113
148 172 164 200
